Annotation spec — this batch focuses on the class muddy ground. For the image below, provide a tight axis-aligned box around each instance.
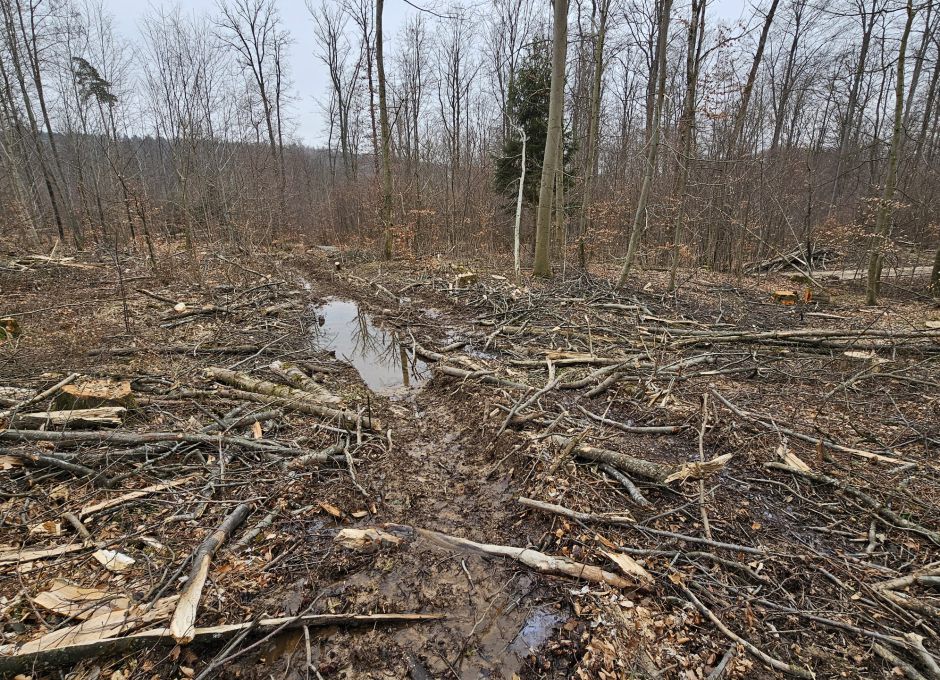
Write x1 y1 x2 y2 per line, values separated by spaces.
1 245 939 679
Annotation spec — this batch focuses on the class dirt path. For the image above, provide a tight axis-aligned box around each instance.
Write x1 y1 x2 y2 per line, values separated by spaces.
230 269 580 679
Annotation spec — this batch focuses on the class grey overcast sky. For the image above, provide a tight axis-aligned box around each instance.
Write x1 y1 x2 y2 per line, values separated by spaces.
108 0 747 146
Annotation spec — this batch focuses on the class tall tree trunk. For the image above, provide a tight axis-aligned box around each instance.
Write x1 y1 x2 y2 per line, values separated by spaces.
554 129 565 263
865 0 915 305
728 0 780 156
770 0 804 152
577 0 610 265
618 0 673 284
375 0 393 261
668 0 705 291
533 0 568 278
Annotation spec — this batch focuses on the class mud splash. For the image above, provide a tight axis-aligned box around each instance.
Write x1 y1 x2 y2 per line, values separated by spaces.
312 297 428 395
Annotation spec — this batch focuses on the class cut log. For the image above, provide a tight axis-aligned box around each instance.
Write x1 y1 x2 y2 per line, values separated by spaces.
54 378 134 410
169 503 251 643
269 360 340 403
14 407 126 429
204 367 377 430
0 373 79 420
550 435 732 484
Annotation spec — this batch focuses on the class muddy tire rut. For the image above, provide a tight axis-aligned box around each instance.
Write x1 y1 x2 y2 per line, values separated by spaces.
235 275 572 679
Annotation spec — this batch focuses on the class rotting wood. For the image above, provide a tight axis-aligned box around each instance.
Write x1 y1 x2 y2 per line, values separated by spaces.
170 503 251 643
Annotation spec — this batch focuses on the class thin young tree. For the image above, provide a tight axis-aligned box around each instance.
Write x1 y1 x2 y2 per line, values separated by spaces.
375 0 393 260
534 0 568 278
865 0 916 304
577 0 611 268
618 0 672 283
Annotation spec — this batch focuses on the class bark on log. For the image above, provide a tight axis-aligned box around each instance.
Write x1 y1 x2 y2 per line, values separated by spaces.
551 435 730 484
204 368 376 430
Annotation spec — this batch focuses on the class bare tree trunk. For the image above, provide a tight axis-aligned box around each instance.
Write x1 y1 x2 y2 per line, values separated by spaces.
618 0 672 284
534 0 568 278
554 128 565 263
866 0 915 305
577 0 610 266
512 125 526 279
668 0 705 291
375 0 393 260
728 0 780 156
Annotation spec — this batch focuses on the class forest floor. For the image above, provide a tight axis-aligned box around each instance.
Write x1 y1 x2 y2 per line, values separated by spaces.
1 243 939 680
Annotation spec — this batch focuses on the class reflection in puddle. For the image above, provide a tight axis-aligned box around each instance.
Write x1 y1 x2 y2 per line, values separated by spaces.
312 298 428 395
508 607 564 657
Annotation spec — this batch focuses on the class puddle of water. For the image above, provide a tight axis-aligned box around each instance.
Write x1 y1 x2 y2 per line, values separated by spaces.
312 297 428 395
507 607 564 657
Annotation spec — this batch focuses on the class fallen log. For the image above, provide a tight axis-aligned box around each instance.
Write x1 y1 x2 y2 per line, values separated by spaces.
0 428 306 455
519 497 766 555
349 524 635 589
0 612 443 675
14 407 126 429
204 368 376 430
87 344 272 357
170 503 251 643
268 360 340 403
550 435 732 484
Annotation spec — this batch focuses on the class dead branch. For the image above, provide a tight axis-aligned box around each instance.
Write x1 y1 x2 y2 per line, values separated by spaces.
170 503 251 643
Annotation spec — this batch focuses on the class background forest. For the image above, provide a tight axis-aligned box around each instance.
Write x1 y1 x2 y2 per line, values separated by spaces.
1 0 938 297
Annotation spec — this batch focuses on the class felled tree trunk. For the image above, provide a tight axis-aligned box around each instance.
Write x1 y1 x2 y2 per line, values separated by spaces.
204 367 378 430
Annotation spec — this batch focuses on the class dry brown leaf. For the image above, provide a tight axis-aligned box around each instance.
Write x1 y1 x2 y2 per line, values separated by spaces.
0 455 23 470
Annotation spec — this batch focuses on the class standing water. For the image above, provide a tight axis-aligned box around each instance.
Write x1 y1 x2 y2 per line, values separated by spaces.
311 298 428 395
